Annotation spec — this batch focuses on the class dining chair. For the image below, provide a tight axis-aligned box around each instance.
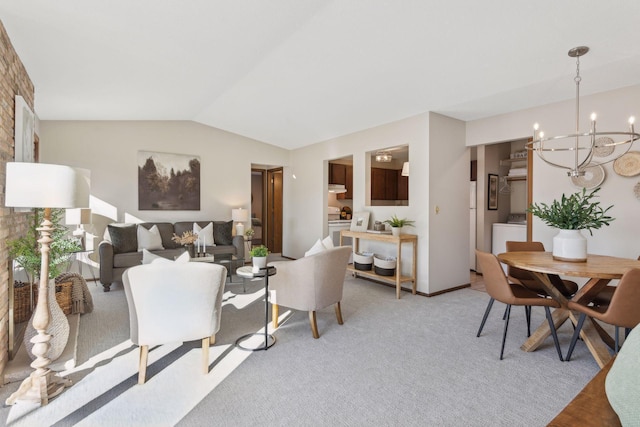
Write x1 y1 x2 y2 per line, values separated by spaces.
566 268 640 361
123 262 227 384
589 256 639 308
505 241 579 297
475 250 564 361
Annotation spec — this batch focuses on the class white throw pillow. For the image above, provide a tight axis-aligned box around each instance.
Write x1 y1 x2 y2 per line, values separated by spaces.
137 224 164 251
305 238 327 257
322 235 334 249
142 248 163 264
151 251 190 264
193 222 215 247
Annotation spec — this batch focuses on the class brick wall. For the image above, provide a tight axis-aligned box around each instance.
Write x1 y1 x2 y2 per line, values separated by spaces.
0 20 35 376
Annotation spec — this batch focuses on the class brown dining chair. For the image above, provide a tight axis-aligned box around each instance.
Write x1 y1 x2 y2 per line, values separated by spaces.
475 250 564 361
505 241 579 298
566 268 640 360
589 256 639 308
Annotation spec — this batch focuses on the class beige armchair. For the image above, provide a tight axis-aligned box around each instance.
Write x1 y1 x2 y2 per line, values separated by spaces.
123 262 227 384
269 246 351 339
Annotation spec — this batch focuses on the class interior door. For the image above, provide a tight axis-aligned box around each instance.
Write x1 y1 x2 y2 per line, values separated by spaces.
266 168 283 253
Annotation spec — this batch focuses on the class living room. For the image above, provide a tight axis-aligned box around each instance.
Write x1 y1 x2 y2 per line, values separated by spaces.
2 2 640 425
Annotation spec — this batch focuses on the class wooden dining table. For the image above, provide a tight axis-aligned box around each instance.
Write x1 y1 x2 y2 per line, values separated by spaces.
497 251 640 368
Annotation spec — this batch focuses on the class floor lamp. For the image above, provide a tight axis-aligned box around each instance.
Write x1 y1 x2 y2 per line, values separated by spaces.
4 162 90 406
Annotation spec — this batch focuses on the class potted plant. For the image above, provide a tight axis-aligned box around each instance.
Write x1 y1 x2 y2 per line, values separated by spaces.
527 187 614 262
244 228 255 241
249 245 269 269
384 214 415 237
8 208 82 285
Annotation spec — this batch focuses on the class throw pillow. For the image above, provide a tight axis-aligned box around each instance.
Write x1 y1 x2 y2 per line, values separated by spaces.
150 251 190 264
142 248 163 264
322 235 334 249
193 222 215 247
108 224 138 254
213 221 233 246
137 224 164 252
305 238 326 257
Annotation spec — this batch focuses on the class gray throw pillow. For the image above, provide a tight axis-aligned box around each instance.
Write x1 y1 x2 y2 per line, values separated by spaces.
108 224 138 254
213 221 233 246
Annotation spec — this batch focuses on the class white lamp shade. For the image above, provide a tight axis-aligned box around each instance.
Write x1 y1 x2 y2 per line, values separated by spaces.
5 162 90 208
232 208 249 222
401 162 409 176
66 208 92 225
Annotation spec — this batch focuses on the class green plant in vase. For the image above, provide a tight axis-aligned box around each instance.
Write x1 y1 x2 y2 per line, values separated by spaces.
249 245 269 269
527 187 614 261
383 214 415 236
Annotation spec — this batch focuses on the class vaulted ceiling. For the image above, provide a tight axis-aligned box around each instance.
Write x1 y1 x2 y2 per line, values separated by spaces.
2 1 640 149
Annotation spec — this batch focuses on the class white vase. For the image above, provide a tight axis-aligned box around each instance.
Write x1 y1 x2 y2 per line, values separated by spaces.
24 279 70 361
552 229 587 262
253 256 267 269
391 227 402 237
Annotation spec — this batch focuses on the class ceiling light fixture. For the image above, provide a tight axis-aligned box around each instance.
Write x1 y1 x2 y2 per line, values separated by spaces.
375 151 392 162
526 46 639 177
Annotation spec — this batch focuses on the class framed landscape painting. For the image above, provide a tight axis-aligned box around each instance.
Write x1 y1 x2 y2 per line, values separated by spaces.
138 151 200 210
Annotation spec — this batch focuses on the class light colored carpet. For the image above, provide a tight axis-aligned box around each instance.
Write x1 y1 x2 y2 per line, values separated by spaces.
0 267 601 426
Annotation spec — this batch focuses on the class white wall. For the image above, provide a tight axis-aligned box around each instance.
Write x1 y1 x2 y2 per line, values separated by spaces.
467 84 640 258
39 120 290 249
291 112 470 294
427 112 469 292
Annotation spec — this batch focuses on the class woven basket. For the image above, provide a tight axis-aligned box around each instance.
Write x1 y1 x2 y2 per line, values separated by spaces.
13 281 34 323
33 281 73 315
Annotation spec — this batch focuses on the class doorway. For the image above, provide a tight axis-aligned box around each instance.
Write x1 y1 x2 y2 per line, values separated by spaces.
251 167 283 254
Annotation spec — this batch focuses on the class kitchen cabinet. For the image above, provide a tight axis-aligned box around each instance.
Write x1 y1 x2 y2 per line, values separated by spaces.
371 167 399 200
329 163 353 199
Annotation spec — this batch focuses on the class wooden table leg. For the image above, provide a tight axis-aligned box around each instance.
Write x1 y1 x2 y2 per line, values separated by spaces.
396 239 402 299
521 308 570 352
568 311 613 368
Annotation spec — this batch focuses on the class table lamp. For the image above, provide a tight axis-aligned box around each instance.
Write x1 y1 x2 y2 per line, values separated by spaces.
232 208 249 238
65 207 92 248
4 162 90 406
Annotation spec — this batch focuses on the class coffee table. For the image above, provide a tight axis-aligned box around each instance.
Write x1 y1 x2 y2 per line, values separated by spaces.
235 265 277 351
192 254 244 284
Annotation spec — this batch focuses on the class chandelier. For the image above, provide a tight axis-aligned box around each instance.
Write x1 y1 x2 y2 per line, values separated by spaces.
375 150 392 162
526 46 640 177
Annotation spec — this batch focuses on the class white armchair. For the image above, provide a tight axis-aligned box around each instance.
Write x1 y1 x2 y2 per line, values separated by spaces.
123 262 227 384
269 246 351 338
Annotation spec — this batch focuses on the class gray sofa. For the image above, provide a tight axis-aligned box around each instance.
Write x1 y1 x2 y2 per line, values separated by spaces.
99 221 244 291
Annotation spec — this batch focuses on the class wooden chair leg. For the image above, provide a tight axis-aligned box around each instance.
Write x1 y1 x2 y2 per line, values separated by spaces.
309 311 319 339
272 304 279 328
335 302 344 325
202 337 210 374
138 345 149 385
210 334 216 345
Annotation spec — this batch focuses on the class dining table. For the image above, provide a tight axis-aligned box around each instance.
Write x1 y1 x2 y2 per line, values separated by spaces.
497 251 640 368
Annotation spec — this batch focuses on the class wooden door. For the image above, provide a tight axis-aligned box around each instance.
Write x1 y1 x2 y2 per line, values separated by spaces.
266 168 283 253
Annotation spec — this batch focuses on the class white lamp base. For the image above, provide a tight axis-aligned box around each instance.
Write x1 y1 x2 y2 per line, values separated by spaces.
236 222 245 238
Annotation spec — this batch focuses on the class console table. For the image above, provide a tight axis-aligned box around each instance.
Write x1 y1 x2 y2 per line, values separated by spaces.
340 230 418 299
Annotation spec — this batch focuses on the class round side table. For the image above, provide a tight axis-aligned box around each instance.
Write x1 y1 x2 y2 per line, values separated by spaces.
235 266 277 351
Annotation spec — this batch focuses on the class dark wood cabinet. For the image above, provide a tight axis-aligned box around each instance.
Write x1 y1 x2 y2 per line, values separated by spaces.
397 171 408 200
329 163 353 199
371 167 401 200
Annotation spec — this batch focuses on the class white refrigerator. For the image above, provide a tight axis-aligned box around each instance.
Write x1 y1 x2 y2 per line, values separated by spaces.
470 182 477 271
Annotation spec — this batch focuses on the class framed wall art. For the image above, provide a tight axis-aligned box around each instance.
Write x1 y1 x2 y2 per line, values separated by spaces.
138 151 201 210
14 95 35 163
488 174 498 210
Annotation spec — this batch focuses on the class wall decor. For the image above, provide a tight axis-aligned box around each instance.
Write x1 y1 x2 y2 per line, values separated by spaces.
14 95 35 163
350 211 370 232
138 151 200 210
488 174 498 210
613 151 640 177
570 164 605 189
